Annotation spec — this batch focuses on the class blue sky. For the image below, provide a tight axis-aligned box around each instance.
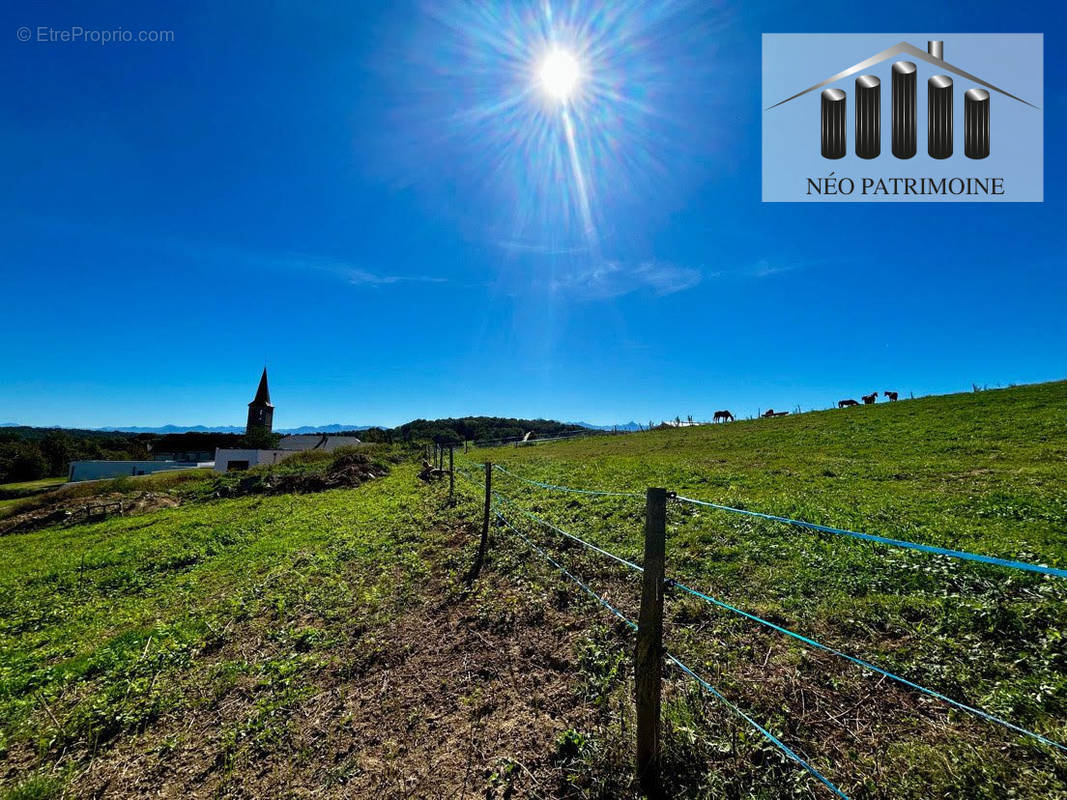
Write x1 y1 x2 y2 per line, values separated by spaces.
1 0 1064 429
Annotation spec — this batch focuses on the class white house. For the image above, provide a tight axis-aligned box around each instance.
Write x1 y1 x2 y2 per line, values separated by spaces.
213 435 362 473
212 449 299 473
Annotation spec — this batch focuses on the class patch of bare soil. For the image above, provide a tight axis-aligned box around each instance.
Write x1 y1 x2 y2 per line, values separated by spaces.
0 492 180 536
68 546 606 799
213 453 388 498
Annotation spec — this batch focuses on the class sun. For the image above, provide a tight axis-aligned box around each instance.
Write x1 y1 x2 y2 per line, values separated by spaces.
538 48 582 103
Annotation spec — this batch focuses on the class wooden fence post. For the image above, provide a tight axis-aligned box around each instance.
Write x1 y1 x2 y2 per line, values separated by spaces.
636 487 667 797
465 461 492 584
448 447 454 501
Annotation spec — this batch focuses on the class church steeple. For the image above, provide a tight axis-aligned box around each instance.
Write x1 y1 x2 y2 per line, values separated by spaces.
246 368 274 435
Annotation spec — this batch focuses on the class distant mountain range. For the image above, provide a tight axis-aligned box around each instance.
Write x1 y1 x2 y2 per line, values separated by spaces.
2 420 647 434
570 421 644 432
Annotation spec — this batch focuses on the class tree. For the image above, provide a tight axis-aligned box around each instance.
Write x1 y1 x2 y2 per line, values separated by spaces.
241 429 282 450
1 444 49 483
39 432 75 477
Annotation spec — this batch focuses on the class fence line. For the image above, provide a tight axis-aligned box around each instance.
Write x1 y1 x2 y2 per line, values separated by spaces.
493 510 637 630
662 653 850 800
492 463 643 498
491 490 644 574
486 471 1067 752
666 578 1067 753
442 454 1066 795
492 504 850 799
673 494 1067 579
462 458 1066 579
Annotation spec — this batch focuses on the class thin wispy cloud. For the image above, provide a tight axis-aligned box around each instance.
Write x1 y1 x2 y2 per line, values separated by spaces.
748 259 799 278
551 260 702 300
275 256 446 287
22 217 448 290
234 252 445 288
743 258 823 278
495 239 591 255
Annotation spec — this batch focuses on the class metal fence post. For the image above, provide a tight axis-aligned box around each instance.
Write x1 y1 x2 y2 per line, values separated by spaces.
636 487 667 796
465 461 492 584
449 447 455 501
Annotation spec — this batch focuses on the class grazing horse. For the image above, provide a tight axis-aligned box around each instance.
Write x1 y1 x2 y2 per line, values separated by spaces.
713 410 734 423
862 392 878 405
838 399 859 408
884 391 899 402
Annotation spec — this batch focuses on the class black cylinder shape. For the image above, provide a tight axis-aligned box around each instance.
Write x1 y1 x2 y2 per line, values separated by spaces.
891 61 916 158
928 75 953 159
821 88 846 159
964 88 990 159
854 75 880 158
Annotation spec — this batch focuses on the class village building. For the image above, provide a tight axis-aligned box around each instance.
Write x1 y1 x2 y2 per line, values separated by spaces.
68 459 205 483
213 370 360 472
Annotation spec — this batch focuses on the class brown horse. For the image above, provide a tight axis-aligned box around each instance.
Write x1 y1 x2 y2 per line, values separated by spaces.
713 410 734 423
838 399 859 408
862 392 878 404
884 391 899 401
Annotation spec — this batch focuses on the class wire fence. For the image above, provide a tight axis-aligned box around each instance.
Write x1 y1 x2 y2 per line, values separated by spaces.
447 456 1066 796
464 471 848 796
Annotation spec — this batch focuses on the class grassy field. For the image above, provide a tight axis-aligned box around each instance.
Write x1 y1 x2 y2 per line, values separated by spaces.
456 381 1067 798
1 382 1064 799
0 478 68 494
0 478 68 515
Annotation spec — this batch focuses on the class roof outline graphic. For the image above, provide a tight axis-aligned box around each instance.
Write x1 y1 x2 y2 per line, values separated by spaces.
766 40 1039 111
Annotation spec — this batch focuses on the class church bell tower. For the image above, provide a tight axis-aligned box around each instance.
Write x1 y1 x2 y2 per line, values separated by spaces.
246 368 274 435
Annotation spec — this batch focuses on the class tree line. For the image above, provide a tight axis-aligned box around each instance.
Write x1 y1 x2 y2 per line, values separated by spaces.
355 417 586 446
0 419 587 484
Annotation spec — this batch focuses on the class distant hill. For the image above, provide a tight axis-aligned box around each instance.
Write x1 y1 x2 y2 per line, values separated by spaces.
570 421 644 432
87 424 370 435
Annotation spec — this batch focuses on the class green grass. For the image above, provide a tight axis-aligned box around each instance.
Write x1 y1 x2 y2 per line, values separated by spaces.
1 383 1064 799
0 478 68 516
0 458 440 796
453 381 1067 798
0 478 67 494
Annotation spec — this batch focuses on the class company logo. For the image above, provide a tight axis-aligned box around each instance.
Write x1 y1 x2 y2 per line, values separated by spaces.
762 34 1043 202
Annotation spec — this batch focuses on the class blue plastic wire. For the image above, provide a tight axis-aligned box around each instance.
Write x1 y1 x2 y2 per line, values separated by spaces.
452 467 481 488
491 490 644 573
673 495 1067 579
492 510 637 630
667 579 1067 754
458 470 1065 762
494 508 850 799
664 653 851 800
493 463 643 498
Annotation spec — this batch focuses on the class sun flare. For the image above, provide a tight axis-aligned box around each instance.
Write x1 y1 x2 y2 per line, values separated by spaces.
538 48 581 102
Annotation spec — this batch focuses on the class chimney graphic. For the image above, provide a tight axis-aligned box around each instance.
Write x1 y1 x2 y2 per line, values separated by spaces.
782 38 1017 161
965 88 990 159
855 75 880 158
928 74 953 158
926 40 953 159
891 61 917 158
821 88 846 158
